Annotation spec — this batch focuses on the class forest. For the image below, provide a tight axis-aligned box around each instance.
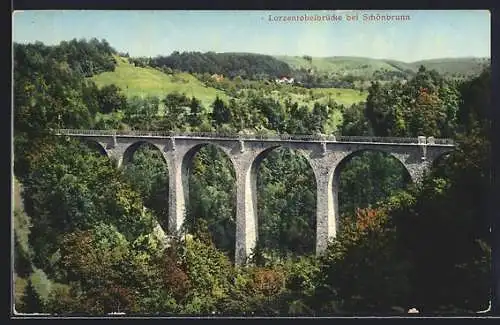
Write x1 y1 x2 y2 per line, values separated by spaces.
13 38 491 315
145 51 293 81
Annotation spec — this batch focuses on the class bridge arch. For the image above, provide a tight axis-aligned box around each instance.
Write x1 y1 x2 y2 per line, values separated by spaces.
431 150 453 170
180 142 238 257
180 142 238 185
425 149 459 181
251 145 317 257
120 141 170 230
332 148 413 227
122 141 168 166
78 139 109 157
334 148 413 181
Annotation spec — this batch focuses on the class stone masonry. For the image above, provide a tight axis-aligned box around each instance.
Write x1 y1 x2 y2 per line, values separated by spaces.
56 130 455 265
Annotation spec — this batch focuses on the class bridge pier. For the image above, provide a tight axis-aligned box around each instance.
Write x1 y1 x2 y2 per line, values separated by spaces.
104 143 128 168
231 144 276 266
406 160 431 183
167 154 187 234
308 151 347 256
314 167 339 254
234 163 258 265
391 150 432 184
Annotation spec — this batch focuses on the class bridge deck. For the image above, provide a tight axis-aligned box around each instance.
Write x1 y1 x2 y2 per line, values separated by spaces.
53 129 455 146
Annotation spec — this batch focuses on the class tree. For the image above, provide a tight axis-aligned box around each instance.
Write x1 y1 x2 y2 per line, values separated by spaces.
338 151 410 218
188 97 205 128
14 209 34 278
14 44 95 179
59 225 130 289
81 81 101 117
61 224 129 290
407 88 443 137
318 206 412 313
285 102 310 134
97 85 127 114
161 92 190 131
388 69 491 312
123 96 159 129
122 144 169 230
187 145 236 256
211 96 231 128
178 235 234 313
364 81 398 136
341 102 371 136
365 66 460 138
457 68 490 134
13 45 91 133
247 96 285 132
308 102 329 134
257 148 316 257
54 220 169 315
22 139 154 274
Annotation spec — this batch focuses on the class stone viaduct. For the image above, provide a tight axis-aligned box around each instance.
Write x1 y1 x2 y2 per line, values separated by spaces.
55 129 456 265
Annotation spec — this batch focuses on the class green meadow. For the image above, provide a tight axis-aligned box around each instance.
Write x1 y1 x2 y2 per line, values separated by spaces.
91 56 229 109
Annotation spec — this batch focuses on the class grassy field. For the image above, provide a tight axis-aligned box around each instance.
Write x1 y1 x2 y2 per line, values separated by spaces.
311 87 367 106
265 85 368 107
91 56 229 109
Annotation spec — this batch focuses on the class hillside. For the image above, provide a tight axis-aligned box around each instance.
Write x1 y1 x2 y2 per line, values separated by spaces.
90 54 486 114
275 55 402 77
275 55 489 78
91 56 229 109
408 57 490 77
91 56 367 112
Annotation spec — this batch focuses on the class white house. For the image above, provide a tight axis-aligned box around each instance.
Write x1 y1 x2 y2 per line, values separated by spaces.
275 77 295 84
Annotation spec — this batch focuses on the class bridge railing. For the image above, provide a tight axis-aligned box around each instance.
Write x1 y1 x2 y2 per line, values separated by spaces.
115 130 170 137
335 136 420 144
433 138 455 145
55 129 117 136
52 129 454 145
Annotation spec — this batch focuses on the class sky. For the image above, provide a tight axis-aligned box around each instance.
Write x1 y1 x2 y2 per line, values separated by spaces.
12 10 491 62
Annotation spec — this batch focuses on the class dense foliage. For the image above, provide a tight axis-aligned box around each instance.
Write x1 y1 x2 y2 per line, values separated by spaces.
365 66 461 138
13 39 491 316
149 51 293 80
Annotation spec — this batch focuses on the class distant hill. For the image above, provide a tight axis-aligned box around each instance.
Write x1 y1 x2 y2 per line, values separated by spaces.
275 55 490 79
407 57 490 77
275 55 403 77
